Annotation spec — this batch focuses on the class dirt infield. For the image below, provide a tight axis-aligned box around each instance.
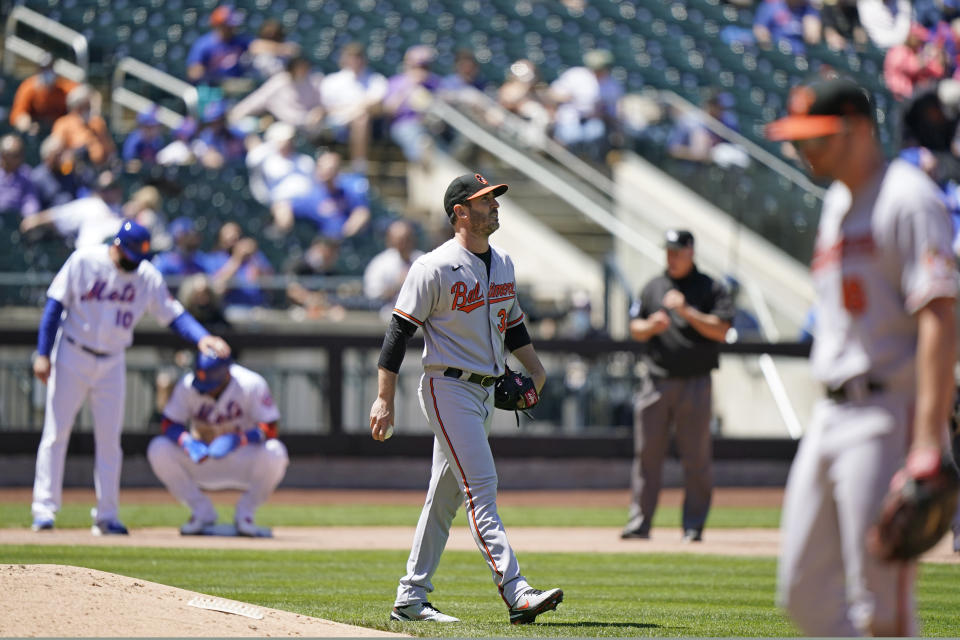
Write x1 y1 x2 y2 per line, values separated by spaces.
1 564 406 637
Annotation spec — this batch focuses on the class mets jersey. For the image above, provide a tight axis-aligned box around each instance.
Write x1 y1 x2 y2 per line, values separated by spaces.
809 158 957 390
47 244 185 353
164 363 280 443
393 238 524 377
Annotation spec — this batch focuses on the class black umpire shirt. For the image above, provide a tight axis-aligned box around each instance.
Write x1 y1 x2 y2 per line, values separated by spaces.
631 266 735 378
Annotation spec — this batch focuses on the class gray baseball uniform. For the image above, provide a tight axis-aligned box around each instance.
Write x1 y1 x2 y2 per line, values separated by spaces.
392 237 531 608
777 158 957 635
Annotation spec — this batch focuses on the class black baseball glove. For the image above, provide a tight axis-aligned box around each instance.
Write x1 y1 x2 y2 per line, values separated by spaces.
868 449 960 562
494 367 539 411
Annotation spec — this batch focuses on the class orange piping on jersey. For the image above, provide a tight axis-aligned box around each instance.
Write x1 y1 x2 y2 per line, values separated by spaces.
429 377 509 603
810 234 875 273
393 309 423 325
506 314 524 327
454 300 485 313
488 295 516 304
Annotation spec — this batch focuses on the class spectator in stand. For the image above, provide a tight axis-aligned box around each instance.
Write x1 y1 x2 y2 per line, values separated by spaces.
153 217 208 279
667 90 746 167
178 273 232 334
9 54 78 135
439 49 488 93
122 109 166 169
858 0 912 48
884 23 947 100
122 186 166 245
549 49 624 162
194 100 246 168
20 170 123 248
0 133 40 217
320 43 388 173
204 221 274 310
753 0 823 54
821 0 869 50
157 117 199 166
245 121 315 206
383 45 441 164
285 236 348 320
186 5 254 95
497 58 555 149
51 85 116 169
270 150 370 238
363 219 423 308
229 56 324 135
248 19 300 80
31 135 80 209
286 234 341 277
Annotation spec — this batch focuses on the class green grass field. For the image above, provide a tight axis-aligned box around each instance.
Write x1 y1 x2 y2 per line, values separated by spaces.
2 500 959 636
0 502 782 529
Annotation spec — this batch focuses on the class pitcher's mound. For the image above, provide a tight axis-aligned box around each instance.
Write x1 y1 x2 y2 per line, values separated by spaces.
1 564 405 637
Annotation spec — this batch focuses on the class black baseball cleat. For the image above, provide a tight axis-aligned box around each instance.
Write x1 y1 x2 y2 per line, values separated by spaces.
620 527 650 540
508 587 563 624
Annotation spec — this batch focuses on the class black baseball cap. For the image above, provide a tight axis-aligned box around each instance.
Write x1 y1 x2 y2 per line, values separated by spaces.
664 229 694 249
766 76 873 141
443 173 508 220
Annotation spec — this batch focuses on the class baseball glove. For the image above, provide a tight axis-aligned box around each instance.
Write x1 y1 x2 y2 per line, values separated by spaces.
494 367 539 411
868 448 960 562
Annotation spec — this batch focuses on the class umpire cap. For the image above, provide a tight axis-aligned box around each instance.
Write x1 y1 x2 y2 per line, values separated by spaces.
114 220 152 265
443 173 508 221
192 351 232 393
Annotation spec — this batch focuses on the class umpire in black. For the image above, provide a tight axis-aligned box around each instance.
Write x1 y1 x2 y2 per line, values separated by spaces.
621 229 734 542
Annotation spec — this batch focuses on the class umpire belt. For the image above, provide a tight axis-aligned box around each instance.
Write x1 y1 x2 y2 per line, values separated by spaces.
65 335 112 358
443 367 497 387
825 378 884 403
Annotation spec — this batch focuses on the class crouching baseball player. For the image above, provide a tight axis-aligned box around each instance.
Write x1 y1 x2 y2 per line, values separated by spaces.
147 352 288 537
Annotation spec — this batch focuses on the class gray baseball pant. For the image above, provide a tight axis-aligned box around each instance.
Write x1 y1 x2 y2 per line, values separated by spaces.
625 375 713 535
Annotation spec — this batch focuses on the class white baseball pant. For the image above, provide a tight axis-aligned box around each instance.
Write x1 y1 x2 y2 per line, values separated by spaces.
32 335 126 523
146 436 288 522
395 372 530 608
777 392 916 636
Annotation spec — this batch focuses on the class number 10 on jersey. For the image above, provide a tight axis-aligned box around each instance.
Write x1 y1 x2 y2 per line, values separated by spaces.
115 310 133 328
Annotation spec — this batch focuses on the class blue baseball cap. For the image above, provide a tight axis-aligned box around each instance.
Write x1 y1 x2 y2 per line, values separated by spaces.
192 351 232 393
168 216 195 239
137 109 160 126
114 220 152 264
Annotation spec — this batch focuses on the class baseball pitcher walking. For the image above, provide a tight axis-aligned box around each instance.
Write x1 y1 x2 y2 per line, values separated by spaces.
767 76 957 635
368 173 563 624
31 221 231 535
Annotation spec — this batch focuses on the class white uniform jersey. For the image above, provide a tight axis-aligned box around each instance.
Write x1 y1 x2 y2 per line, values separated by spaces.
164 363 281 442
393 238 524 377
47 244 185 353
810 159 957 389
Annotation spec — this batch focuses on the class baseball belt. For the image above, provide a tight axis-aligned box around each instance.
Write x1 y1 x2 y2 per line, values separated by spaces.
825 378 884 403
443 367 497 387
65 335 111 358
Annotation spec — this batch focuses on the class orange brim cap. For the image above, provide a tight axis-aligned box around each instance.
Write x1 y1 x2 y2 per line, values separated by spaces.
765 115 845 141
466 184 508 200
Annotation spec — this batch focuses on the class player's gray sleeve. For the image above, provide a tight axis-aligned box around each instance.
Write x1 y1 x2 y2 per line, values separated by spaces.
393 260 439 326
896 193 957 313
